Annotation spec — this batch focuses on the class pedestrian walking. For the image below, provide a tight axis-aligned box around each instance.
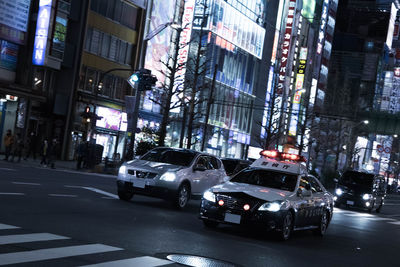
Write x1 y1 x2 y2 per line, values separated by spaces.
3 129 14 161
24 132 38 160
11 133 24 162
76 141 87 170
48 138 59 169
40 138 49 166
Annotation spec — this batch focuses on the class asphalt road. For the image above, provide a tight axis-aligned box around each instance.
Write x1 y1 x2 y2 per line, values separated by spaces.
1 161 400 267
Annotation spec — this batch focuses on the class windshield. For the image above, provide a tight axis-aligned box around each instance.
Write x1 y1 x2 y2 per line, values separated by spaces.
140 148 197 167
230 168 298 192
339 171 374 188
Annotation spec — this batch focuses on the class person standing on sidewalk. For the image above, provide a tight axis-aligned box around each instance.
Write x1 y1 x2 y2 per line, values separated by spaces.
24 132 38 160
48 138 59 169
11 133 24 163
40 138 49 166
3 129 14 161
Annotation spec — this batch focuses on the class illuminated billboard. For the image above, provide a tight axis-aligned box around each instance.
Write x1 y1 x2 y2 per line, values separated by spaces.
96 107 127 132
301 0 316 23
32 0 52 66
0 0 32 44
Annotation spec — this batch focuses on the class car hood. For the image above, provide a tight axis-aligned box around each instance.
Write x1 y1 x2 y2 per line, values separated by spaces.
338 183 371 195
209 182 293 201
125 159 183 174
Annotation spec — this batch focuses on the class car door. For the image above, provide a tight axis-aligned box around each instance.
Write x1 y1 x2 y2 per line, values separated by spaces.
296 176 314 227
191 155 212 194
207 156 225 186
308 176 325 225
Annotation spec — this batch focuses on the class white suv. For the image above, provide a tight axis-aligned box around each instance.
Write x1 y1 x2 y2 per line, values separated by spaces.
117 147 227 209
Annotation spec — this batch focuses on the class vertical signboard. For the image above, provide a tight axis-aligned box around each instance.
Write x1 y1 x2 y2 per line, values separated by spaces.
288 48 307 136
276 0 296 95
171 0 195 112
32 0 52 66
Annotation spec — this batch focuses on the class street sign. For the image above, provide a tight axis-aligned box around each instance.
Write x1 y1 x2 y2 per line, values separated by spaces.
377 145 383 153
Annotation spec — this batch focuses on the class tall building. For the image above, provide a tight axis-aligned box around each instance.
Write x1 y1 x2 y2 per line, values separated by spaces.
0 0 148 161
141 0 269 159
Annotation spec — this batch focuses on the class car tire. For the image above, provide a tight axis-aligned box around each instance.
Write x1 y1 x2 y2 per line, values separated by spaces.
118 190 134 201
174 183 190 209
278 212 293 241
202 219 219 228
313 210 329 236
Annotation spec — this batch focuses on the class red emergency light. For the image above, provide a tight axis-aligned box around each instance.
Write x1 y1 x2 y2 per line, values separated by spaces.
259 150 306 162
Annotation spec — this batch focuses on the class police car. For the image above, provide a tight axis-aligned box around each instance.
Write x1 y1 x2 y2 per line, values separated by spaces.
199 150 334 240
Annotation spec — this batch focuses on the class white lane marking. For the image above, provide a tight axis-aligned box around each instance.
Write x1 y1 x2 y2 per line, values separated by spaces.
65 186 118 199
80 256 173 267
12 182 41 186
0 244 123 266
0 193 25 196
0 233 69 245
364 217 395 221
388 221 400 225
0 168 16 171
0 223 19 230
48 194 77 198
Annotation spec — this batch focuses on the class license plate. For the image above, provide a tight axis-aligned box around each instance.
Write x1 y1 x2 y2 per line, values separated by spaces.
347 200 354 205
224 213 241 224
133 179 145 188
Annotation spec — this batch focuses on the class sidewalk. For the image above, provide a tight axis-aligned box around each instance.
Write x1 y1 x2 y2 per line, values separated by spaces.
0 154 118 176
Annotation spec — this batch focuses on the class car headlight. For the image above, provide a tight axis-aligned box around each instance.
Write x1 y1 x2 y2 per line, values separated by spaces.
335 188 343 196
203 190 216 202
362 193 372 200
258 201 282 212
118 165 127 175
160 172 176 182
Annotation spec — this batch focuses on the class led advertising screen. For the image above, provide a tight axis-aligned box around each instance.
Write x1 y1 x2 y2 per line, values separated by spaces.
96 107 127 132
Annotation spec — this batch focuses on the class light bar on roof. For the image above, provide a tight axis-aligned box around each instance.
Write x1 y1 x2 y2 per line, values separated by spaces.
259 150 306 162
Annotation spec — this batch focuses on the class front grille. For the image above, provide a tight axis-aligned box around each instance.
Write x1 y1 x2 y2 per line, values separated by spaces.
216 193 260 212
127 169 157 179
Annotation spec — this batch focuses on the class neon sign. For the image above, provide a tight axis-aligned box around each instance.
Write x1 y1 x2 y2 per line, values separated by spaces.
33 0 52 65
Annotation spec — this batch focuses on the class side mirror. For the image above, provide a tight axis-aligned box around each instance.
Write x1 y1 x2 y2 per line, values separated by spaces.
194 164 207 172
297 188 312 197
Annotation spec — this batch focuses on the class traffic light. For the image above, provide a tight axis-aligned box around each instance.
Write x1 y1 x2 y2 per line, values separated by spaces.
127 68 157 91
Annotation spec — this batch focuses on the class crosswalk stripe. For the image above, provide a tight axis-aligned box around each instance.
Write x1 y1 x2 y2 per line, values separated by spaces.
0 223 19 230
79 256 173 267
0 233 69 245
0 244 123 266
388 221 400 225
82 187 118 199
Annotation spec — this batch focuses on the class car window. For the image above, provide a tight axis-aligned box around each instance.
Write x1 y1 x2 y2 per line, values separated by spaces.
230 168 297 192
299 177 312 191
196 156 212 170
140 149 197 167
340 171 374 188
308 176 323 193
208 156 220 169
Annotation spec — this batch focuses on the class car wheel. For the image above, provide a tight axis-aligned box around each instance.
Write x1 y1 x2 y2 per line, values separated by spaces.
174 183 190 209
278 212 293 241
118 190 134 201
313 210 329 236
202 219 219 228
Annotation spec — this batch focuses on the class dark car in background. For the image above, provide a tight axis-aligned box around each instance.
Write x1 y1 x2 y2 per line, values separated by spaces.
221 158 252 176
334 170 386 212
